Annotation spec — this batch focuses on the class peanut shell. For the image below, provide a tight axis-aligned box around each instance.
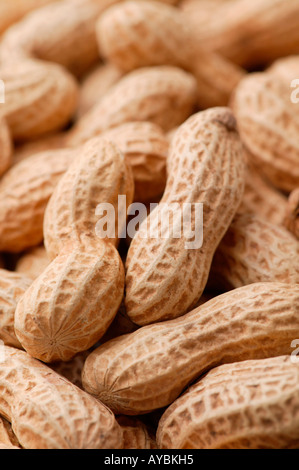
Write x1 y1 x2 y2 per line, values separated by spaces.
83 282 299 414
158 356 299 449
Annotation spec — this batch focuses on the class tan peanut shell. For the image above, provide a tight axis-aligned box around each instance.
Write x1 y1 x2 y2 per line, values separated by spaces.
101 122 168 203
0 0 118 77
77 63 123 118
16 246 50 280
44 138 133 258
0 116 12 177
0 148 75 253
0 0 180 76
185 0 299 69
14 121 167 204
0 346 123 449
0 0 121 142
0 269 31 348
82 282 299 415
125 107 245 325
97 1 197 71
210 213 299 289
238 160 288 226
15 139 134 362
0 59 78 142
97 0 244 108
231 71 299 192
117 416 157 449
284 188 299 240
67 66 197 146
0 0 57 35
157 356 299 449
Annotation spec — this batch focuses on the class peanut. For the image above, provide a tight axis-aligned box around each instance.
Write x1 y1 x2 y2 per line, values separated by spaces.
0 0 297 450
0 0 118 77
210 213 299 290
0 1 180 76
14 122 168 204
0 346 123 449
14 138 133 362
125 108 245 325
96 0 245 108
157 356 299 449
0 59 78 142
0 0 131 142
68 66 198 146
82 282 299 415
0 148 75 253
185 0 299 69
0 269 31 348
231 69 299 192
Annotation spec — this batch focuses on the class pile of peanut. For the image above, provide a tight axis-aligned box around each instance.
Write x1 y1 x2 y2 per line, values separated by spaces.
0 0 299 450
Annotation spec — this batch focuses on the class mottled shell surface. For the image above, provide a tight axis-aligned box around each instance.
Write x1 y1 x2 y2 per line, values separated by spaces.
15 139 133 362
211 213 299 289
15 242 125 362
125 107 245 325
0 346 123 449
83 282 299 414
184 0 299 68
97 1 193 72
97 0 244 108
157 356 299 449
232 71 299 192
44 137 134 258
0 0 122 77
0 149 75 253
68 66 197 145
0 59 78 141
